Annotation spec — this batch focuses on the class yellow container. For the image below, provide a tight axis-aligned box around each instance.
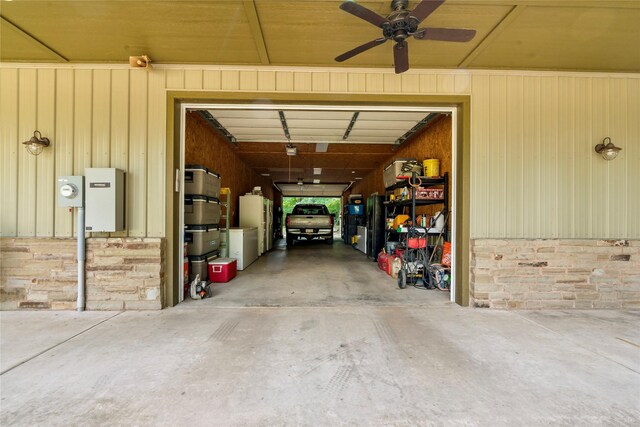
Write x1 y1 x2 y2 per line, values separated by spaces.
423 159 440 177
392 214 410 229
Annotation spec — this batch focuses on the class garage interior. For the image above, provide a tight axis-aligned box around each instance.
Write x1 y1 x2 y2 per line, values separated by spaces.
181 104 456 306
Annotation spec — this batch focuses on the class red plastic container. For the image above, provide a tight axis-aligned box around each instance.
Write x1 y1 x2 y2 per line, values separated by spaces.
386 255 396 276
208 258 237 283
407 237 427 249
377 252 389 272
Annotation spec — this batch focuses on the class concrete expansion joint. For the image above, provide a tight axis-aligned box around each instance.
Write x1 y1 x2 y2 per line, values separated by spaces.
0 311 123 376
514 312 640 375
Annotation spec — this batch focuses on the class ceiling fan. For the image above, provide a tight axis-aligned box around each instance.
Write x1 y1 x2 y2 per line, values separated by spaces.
335 0 476 74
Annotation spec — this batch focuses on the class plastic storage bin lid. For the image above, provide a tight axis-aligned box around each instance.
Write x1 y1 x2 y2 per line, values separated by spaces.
208 257 236 265
184 165 220 178
184 195 220 204
384 158 417 169
188 250 219 262
184 224 219 232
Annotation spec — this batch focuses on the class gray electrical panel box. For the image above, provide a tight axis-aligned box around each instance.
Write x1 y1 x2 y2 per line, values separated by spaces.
57 176 84 208
85 168 125 232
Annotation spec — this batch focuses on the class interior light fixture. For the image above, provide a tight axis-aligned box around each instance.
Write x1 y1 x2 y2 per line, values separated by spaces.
594 137 622 161
313 168 322 175
297 178 304 186
129 55 152 69
22 130 50 156
286 143 297 156
313 179 320 184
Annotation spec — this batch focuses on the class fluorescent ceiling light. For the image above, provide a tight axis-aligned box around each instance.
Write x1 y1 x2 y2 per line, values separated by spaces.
313 168 322 175
315 143 328 152
313 179 320 184
355 177 363 180
260 173 270 176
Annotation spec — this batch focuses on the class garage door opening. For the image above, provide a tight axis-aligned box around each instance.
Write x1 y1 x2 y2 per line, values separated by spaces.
176 102 461 308
282 196 342 244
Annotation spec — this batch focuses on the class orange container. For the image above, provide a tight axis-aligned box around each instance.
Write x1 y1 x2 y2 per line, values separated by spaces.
407 237 427 249
441 241 452 267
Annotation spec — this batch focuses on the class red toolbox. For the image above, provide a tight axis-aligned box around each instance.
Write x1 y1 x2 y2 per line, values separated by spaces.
208 258 237 283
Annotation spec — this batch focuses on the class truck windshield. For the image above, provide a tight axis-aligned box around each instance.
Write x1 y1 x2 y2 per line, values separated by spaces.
292 205 328 215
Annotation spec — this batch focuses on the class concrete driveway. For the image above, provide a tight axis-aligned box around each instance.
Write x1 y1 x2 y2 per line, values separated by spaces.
1 306 639 426
2 242 639 425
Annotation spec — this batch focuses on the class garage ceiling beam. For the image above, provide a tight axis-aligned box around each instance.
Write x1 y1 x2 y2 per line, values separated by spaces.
197 111 238 147
393 113 441 147
1 16 68 62
342 112 360 141
243 0 270 65
278 111 291 140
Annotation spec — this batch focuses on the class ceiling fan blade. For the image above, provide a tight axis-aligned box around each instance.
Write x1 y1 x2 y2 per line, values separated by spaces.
340 1 389 28
409 0 445 25
414 27 476 42
335 38 387 62
394 41 409 74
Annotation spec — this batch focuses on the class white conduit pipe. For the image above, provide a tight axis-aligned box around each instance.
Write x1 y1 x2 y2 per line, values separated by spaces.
77 206 85 312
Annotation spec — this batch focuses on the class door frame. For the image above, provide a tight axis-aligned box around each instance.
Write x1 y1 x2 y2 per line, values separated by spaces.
166 91 471 307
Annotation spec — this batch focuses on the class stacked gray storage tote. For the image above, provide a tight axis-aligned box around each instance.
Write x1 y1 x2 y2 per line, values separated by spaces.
184 165 221 282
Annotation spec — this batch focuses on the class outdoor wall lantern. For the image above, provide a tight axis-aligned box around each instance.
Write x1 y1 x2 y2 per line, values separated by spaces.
129 55 151 69
22 130 50 156
594 137 622 161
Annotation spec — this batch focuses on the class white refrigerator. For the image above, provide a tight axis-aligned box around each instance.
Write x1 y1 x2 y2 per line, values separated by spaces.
239 195 273 255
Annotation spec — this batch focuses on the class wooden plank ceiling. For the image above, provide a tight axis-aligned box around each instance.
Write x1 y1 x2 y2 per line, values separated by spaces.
1 1 638 72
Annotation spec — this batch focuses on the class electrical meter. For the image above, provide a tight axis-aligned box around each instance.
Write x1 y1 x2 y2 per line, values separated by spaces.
57 176 84 208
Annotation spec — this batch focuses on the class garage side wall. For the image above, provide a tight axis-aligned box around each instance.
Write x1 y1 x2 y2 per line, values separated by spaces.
350 115 452 218
185 111 275 227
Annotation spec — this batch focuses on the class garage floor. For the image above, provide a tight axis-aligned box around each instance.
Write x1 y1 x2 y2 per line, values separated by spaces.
1 243 639 426
189 239 451 308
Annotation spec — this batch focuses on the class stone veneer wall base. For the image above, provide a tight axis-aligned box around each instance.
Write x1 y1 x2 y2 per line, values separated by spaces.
471 239 639 309
1 237 164 310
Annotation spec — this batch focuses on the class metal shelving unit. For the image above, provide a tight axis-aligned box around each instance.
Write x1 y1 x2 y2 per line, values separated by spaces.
219 187 231 257
383 173 449 288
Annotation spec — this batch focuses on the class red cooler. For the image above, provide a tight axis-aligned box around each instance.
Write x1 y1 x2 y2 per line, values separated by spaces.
208 258 237 283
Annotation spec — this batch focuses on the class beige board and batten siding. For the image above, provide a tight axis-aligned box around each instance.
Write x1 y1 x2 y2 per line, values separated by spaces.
471 74 640 239
0 65 638 240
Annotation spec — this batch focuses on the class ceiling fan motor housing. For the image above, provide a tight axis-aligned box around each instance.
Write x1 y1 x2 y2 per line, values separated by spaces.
391 0 409 10
387 2 418 42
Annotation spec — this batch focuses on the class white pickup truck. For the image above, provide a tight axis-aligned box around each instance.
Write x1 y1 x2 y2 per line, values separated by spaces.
285 204 334 246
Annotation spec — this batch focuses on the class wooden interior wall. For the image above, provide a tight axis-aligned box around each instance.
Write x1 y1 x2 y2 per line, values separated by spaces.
185 112 276 227
350 115 452 219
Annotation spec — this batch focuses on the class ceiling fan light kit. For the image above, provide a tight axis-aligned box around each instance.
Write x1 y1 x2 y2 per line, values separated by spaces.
336 0 476 74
